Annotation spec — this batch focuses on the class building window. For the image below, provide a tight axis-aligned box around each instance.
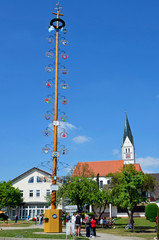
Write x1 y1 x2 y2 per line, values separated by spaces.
107 180 110 184
36 190 40 197
99 180 103 189
20 190 23 197
128 148 130 152
125 148 127 153
28 177 34 183
37 176 43 183
46 189 50 196
29 190 33 197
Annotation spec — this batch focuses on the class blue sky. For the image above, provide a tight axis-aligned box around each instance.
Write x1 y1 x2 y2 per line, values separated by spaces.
1 0 159 181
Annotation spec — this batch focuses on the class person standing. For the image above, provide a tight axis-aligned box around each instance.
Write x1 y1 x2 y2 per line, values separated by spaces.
85 214 91 238
91 217 97 238
15 214 18 223
75 212 82 237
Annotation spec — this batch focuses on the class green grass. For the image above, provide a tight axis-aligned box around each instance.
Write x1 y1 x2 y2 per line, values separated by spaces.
0 228 87 239
97 217 156 240
0 220 35 227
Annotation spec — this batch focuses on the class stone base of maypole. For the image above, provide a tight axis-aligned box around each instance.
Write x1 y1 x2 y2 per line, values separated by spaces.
44 209 62 233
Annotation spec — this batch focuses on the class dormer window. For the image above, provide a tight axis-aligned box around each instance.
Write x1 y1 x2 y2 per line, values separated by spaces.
125 148 127 153
37 176 43 183
28 177 34 183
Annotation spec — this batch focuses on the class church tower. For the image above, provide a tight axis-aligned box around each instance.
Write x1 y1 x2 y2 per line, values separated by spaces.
122 113 135 164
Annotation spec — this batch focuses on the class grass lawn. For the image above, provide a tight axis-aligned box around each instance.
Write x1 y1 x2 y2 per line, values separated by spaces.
0 228 87 239
97 217 156 240
0 220 35 227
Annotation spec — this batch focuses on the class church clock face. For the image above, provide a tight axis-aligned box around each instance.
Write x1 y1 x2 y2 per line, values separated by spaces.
126 154 130 159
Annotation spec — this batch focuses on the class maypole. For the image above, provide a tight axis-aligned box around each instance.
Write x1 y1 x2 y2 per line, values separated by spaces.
44 3 67 233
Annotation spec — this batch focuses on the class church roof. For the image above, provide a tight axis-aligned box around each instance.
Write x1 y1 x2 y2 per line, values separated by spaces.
122 113 134 146
72 160 142 177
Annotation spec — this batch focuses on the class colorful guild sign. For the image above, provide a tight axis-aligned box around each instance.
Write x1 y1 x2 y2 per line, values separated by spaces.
43 130 51 137
60 131 68 138
45 66 53 73
45 51 54 58
61 69 69 74
60 83 69 89
61 40 68 45
60 148 68 155
52 151 59 157
60 115 68 122
61 99 69 105
53 120 60 126
45 97 53 104
46 36 54 43
61 53 68 60
44 113 52 120
45 81 53 88
42 147 50 154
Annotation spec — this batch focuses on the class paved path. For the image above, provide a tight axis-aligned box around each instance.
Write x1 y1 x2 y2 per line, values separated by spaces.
0 225 145 240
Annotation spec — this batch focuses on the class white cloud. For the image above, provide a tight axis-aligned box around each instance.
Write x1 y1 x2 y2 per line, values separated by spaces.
112 149 122 158
136 156 159 167
48 122 77 132
72 136 92 144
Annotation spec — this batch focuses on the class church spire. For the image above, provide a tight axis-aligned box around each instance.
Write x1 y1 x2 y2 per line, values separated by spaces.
122 113 135 164
122 112 134 146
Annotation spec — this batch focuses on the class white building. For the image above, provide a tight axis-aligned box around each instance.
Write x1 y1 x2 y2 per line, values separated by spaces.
10 167 61 220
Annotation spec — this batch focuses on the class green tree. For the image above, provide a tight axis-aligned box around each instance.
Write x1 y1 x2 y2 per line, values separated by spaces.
57 176 99 212
107 165 156 231
91 188 112 221
0 181 23 210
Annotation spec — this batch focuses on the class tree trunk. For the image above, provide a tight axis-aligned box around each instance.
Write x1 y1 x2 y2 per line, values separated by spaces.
130 211 134 232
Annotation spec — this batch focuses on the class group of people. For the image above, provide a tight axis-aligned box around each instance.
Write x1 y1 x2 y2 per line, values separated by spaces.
99 217 115 228
84 213 97 238
65 212 97 238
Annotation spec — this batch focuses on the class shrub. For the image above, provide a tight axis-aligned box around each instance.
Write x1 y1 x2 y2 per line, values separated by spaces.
87 212 94 218
145 203 158 222
0 213 8 221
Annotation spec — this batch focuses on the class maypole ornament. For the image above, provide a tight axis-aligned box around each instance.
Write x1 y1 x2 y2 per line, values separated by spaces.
60 115 68 122
60 97 69 105
60 81 69 89
42 147 50 154
43 113 52 120
46 35 54 43
60 147 68 155
61 53 68 60
43 129 51 137
61 28 67 34
45 50 54 58
45 80 53 88
61 39 69 45
45 97 53 104
60 129 68 138
61 68 69 74
45 64 54 73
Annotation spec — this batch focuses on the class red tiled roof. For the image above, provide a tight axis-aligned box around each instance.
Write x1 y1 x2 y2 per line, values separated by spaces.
72 160 142 177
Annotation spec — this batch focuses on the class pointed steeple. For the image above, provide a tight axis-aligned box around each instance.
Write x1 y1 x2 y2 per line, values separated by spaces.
122 113 134 146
